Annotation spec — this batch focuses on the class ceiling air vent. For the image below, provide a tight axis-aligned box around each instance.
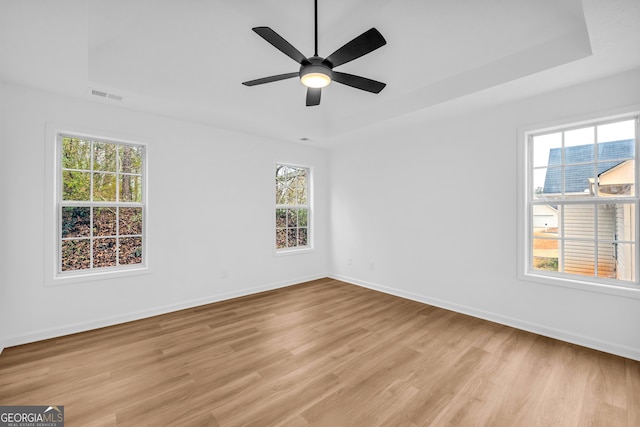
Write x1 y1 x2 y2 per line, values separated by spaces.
91 89 107 98
89 88 123 101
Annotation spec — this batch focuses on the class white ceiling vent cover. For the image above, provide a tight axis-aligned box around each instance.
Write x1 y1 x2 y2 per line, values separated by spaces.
89 88 123 101
91 89 107 97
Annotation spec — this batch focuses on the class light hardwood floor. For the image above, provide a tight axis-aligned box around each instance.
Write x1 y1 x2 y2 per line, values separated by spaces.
1 278 639 426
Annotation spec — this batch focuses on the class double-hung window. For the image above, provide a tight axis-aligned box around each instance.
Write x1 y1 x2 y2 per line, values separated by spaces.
524 115 639 290
57 134 146 275
275 164 310 251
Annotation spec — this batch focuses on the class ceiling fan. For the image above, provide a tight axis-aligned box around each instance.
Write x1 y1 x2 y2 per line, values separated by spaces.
242 0 387 106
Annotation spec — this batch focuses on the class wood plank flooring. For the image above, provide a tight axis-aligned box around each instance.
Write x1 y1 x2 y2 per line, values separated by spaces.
1 278 639 426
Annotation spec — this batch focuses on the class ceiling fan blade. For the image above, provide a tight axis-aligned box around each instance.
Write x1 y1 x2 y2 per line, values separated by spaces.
323 28 386 68
332 71 386 93
306 88 321 106
242 72 299 86
252 27 309 65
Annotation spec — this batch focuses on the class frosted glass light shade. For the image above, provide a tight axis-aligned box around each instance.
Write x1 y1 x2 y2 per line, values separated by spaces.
300 72 331 88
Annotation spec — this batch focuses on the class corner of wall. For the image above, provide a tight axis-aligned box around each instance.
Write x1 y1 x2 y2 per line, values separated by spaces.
0 80 7 352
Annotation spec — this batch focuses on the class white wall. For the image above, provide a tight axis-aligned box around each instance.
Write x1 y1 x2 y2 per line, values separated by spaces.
0 83 330 348
329 68 640 360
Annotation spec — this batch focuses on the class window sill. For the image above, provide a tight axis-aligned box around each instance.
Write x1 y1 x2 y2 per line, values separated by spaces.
46 265 152 287
274 247 315 257
520 271 640 300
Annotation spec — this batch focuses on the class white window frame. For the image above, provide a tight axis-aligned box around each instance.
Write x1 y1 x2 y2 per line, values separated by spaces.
45 124 150 285
274 162 314 256
518 108 640 299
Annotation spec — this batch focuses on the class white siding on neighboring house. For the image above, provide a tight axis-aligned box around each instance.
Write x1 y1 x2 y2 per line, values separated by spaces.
615 204 636 282
563 204 616 277
560 161 635 280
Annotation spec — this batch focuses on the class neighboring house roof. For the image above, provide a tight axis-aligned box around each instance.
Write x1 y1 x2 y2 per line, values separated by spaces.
543 139 634 194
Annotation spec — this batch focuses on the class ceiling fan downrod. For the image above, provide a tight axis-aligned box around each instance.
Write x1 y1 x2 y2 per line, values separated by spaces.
314 0 318 57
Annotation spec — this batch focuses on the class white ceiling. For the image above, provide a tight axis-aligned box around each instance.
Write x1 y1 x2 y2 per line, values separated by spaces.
1 0 639 145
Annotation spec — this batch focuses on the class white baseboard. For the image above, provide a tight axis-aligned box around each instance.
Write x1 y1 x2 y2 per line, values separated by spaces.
2 273 328 350
330 274 640 362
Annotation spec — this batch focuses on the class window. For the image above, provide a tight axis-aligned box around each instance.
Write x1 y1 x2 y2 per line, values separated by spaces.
57 134 146 275
524 115 639 290
275 164 310 251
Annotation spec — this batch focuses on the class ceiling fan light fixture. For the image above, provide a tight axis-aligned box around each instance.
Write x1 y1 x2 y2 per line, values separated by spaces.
301 72 331 88
300 64 332 88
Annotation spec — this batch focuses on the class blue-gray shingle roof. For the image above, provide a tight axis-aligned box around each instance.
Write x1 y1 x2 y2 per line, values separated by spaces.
543 139 634 194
